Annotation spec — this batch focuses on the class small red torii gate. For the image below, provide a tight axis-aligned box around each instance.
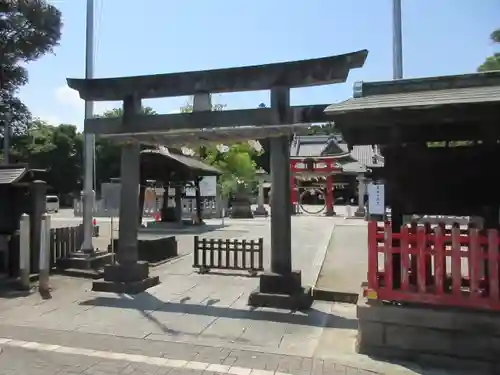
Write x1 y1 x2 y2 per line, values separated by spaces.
290 156 341 215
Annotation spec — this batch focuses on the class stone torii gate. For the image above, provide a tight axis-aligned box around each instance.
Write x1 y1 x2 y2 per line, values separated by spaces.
67 49 367 309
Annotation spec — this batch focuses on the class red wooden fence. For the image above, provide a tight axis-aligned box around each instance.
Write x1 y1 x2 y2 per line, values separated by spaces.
366 220 500 311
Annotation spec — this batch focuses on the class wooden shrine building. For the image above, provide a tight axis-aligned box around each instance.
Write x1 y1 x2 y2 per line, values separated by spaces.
327 71 500 226
325 71 500 371
140 146 221 224
289 134 383 215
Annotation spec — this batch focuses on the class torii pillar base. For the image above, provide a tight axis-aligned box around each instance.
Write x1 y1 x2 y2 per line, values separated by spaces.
248 271 313 310
92 262 159 294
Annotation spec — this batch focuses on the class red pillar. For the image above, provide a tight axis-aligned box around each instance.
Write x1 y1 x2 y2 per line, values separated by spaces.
290 160 297 214
325 160 335 216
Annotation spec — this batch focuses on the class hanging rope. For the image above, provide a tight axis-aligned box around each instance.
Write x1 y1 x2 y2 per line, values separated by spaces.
298 188 326 215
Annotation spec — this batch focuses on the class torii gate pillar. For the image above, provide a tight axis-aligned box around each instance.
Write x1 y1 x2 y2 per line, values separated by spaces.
248 87 313 310
93 95 159 294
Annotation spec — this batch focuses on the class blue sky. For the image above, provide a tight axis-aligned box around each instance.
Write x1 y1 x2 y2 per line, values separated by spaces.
18 0 500 129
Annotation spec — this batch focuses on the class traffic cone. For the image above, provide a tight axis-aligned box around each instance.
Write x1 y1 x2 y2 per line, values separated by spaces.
154 213 160 222
92 218 97 227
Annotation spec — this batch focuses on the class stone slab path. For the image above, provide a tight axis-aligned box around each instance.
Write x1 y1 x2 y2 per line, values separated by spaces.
314 222 368 296
0 215 464 375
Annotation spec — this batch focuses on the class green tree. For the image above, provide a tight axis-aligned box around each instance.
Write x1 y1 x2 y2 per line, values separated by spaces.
307 122 337 136
179 98 262 197
478 28 500 72
94 106 157 187
0 0 63 137
10 119 83 197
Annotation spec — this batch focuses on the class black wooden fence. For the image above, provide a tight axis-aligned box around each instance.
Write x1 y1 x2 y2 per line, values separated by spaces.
49 225 83 268
193 236 264 275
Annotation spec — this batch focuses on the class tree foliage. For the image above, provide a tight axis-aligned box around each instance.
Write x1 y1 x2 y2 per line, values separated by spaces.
478 28 500 72
93 106 158 188
0 0 62 137
179 98 262 197
10 119 83 199
306 122 337 136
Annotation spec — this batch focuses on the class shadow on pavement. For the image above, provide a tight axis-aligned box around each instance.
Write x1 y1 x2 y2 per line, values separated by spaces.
79 291 357 331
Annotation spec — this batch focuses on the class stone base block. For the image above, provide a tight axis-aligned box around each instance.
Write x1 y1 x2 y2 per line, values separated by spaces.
103 261 149 283
92 276 159 294
325 210 336 217
357 295 500 374
58 268 104 279
92 261 159 294
354 209 366 218
259 271 302 294
56 252 113 276
248 287 313 310
253 206 268 217
248 271 312 310
109 236 178 263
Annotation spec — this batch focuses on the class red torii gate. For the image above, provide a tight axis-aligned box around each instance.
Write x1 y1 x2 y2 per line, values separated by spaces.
290 156 341 216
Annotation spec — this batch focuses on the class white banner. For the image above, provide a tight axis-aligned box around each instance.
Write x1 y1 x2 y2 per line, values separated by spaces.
183 176 218 197
367 183 385 215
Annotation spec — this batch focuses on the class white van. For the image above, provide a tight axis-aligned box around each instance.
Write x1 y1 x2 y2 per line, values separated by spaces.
46 195 60 213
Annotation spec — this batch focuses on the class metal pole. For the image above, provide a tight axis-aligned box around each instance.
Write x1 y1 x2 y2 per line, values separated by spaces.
81 0 95 252
1 39 10 164
392 0 403 79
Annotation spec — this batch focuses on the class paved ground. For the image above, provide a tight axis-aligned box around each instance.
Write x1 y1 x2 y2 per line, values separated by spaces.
0 210 461 375
314 221 368 296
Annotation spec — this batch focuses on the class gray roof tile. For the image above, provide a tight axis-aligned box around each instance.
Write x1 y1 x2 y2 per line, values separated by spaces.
325 71 500 114
326 85 500 114
0 167 27 184
141 148 221 175
289 135 384 172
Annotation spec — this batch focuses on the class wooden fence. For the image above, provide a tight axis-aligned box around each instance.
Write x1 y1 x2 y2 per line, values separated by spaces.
49 225 83 268
366 220 500 311
193 236 264 275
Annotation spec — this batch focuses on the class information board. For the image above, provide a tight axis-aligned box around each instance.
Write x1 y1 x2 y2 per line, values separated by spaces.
184 176 217 197
367 183 385 215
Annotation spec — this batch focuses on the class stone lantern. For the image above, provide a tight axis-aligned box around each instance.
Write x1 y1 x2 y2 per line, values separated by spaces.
254 168 269 217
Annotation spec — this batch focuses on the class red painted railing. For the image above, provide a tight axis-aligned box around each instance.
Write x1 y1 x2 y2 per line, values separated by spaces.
366 221 500 311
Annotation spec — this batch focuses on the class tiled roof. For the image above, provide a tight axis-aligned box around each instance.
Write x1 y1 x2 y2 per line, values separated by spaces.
326 85 500 114
0 166 28 184
289 135 384 172
141 148 221 175
290 135 331 157
325 71 500 114
342 144 384 168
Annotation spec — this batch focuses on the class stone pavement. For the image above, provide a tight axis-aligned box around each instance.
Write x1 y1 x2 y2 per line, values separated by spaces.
0 215 463 375
0 329 376 375
314 222 368 296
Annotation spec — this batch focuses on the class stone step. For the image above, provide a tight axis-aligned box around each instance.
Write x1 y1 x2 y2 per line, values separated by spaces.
56 252 114 274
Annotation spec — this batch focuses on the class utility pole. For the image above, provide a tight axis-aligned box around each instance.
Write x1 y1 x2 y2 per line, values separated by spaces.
392 0 403 79
80 0 95 253
0 22 10 164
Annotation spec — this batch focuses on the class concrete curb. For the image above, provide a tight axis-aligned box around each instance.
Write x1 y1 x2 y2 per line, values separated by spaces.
312 288 359 304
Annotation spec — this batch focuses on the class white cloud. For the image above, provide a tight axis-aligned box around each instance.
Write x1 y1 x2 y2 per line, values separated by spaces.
35 115 63 125
51 85 121 129
55 85 83 109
